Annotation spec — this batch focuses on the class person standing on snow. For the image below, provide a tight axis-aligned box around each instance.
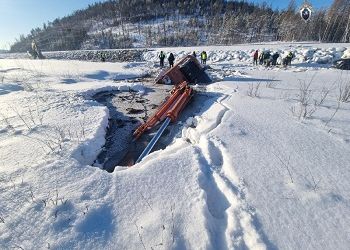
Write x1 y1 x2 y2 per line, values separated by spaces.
272 52 280 66
159 51 166 68
253 50 259 65
264 51 271 66
200 51 207 65
283 51 294 67
286 51 294 66
192 51 197 58
30 40 45 59
259 51 264 65
168 53 175 67
31 40 39 59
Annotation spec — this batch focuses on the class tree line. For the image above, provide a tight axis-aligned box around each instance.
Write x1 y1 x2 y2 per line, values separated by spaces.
10 0 350 52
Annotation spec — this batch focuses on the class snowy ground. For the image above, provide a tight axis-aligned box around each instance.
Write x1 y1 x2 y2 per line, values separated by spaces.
0 43 349 249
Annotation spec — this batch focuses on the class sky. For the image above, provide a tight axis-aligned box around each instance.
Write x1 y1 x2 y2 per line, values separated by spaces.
248 0 332 10
0 0 333 50
0 0 108 50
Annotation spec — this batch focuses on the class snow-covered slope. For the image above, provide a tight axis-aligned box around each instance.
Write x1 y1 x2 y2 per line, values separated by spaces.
0 43 349 249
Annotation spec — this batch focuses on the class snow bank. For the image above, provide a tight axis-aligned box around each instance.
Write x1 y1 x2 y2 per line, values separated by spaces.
79 82 146 98
342 48 350 59
143 44 350 65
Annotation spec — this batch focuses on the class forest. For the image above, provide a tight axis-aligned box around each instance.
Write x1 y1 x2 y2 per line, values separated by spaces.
10 0 350 52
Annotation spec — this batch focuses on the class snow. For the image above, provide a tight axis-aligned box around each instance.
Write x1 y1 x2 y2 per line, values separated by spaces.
342 48 350 59
143 42 350 67
1 42 350 249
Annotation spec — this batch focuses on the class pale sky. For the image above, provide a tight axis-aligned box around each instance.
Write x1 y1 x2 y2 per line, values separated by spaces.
0 0 108 50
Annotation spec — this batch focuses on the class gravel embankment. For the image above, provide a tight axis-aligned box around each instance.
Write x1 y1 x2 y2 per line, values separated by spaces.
0 49 152 62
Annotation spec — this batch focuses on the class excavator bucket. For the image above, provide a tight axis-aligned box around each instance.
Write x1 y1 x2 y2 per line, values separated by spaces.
155 55 212 85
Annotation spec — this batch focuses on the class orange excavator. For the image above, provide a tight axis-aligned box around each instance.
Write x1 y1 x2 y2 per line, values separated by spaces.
131 55 211 164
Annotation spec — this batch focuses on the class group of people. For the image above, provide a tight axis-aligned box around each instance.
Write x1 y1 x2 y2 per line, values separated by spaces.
159 51 174 68
158 50 208 68
159 49 294 69
253 50 294 67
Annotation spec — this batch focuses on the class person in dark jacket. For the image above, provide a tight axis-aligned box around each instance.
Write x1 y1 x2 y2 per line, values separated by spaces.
168 53 175 67
159 51 166 68
192 51 197 58
272 52 280 66
286 51 294 66
283 51 294 67
264 51 271 66
253 50 259 65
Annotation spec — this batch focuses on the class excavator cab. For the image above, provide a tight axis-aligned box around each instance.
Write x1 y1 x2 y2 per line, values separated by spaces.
155 55 212 85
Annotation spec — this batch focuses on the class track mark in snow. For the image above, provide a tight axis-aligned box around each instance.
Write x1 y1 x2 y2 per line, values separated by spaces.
203 105 229 137
195 146 230 249
182 90 269 249
182 96 230 144
182 91 270 249
204 138 224 168
195 135 267 250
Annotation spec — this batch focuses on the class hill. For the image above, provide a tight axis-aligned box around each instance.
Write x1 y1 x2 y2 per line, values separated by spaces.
9 0 350 52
